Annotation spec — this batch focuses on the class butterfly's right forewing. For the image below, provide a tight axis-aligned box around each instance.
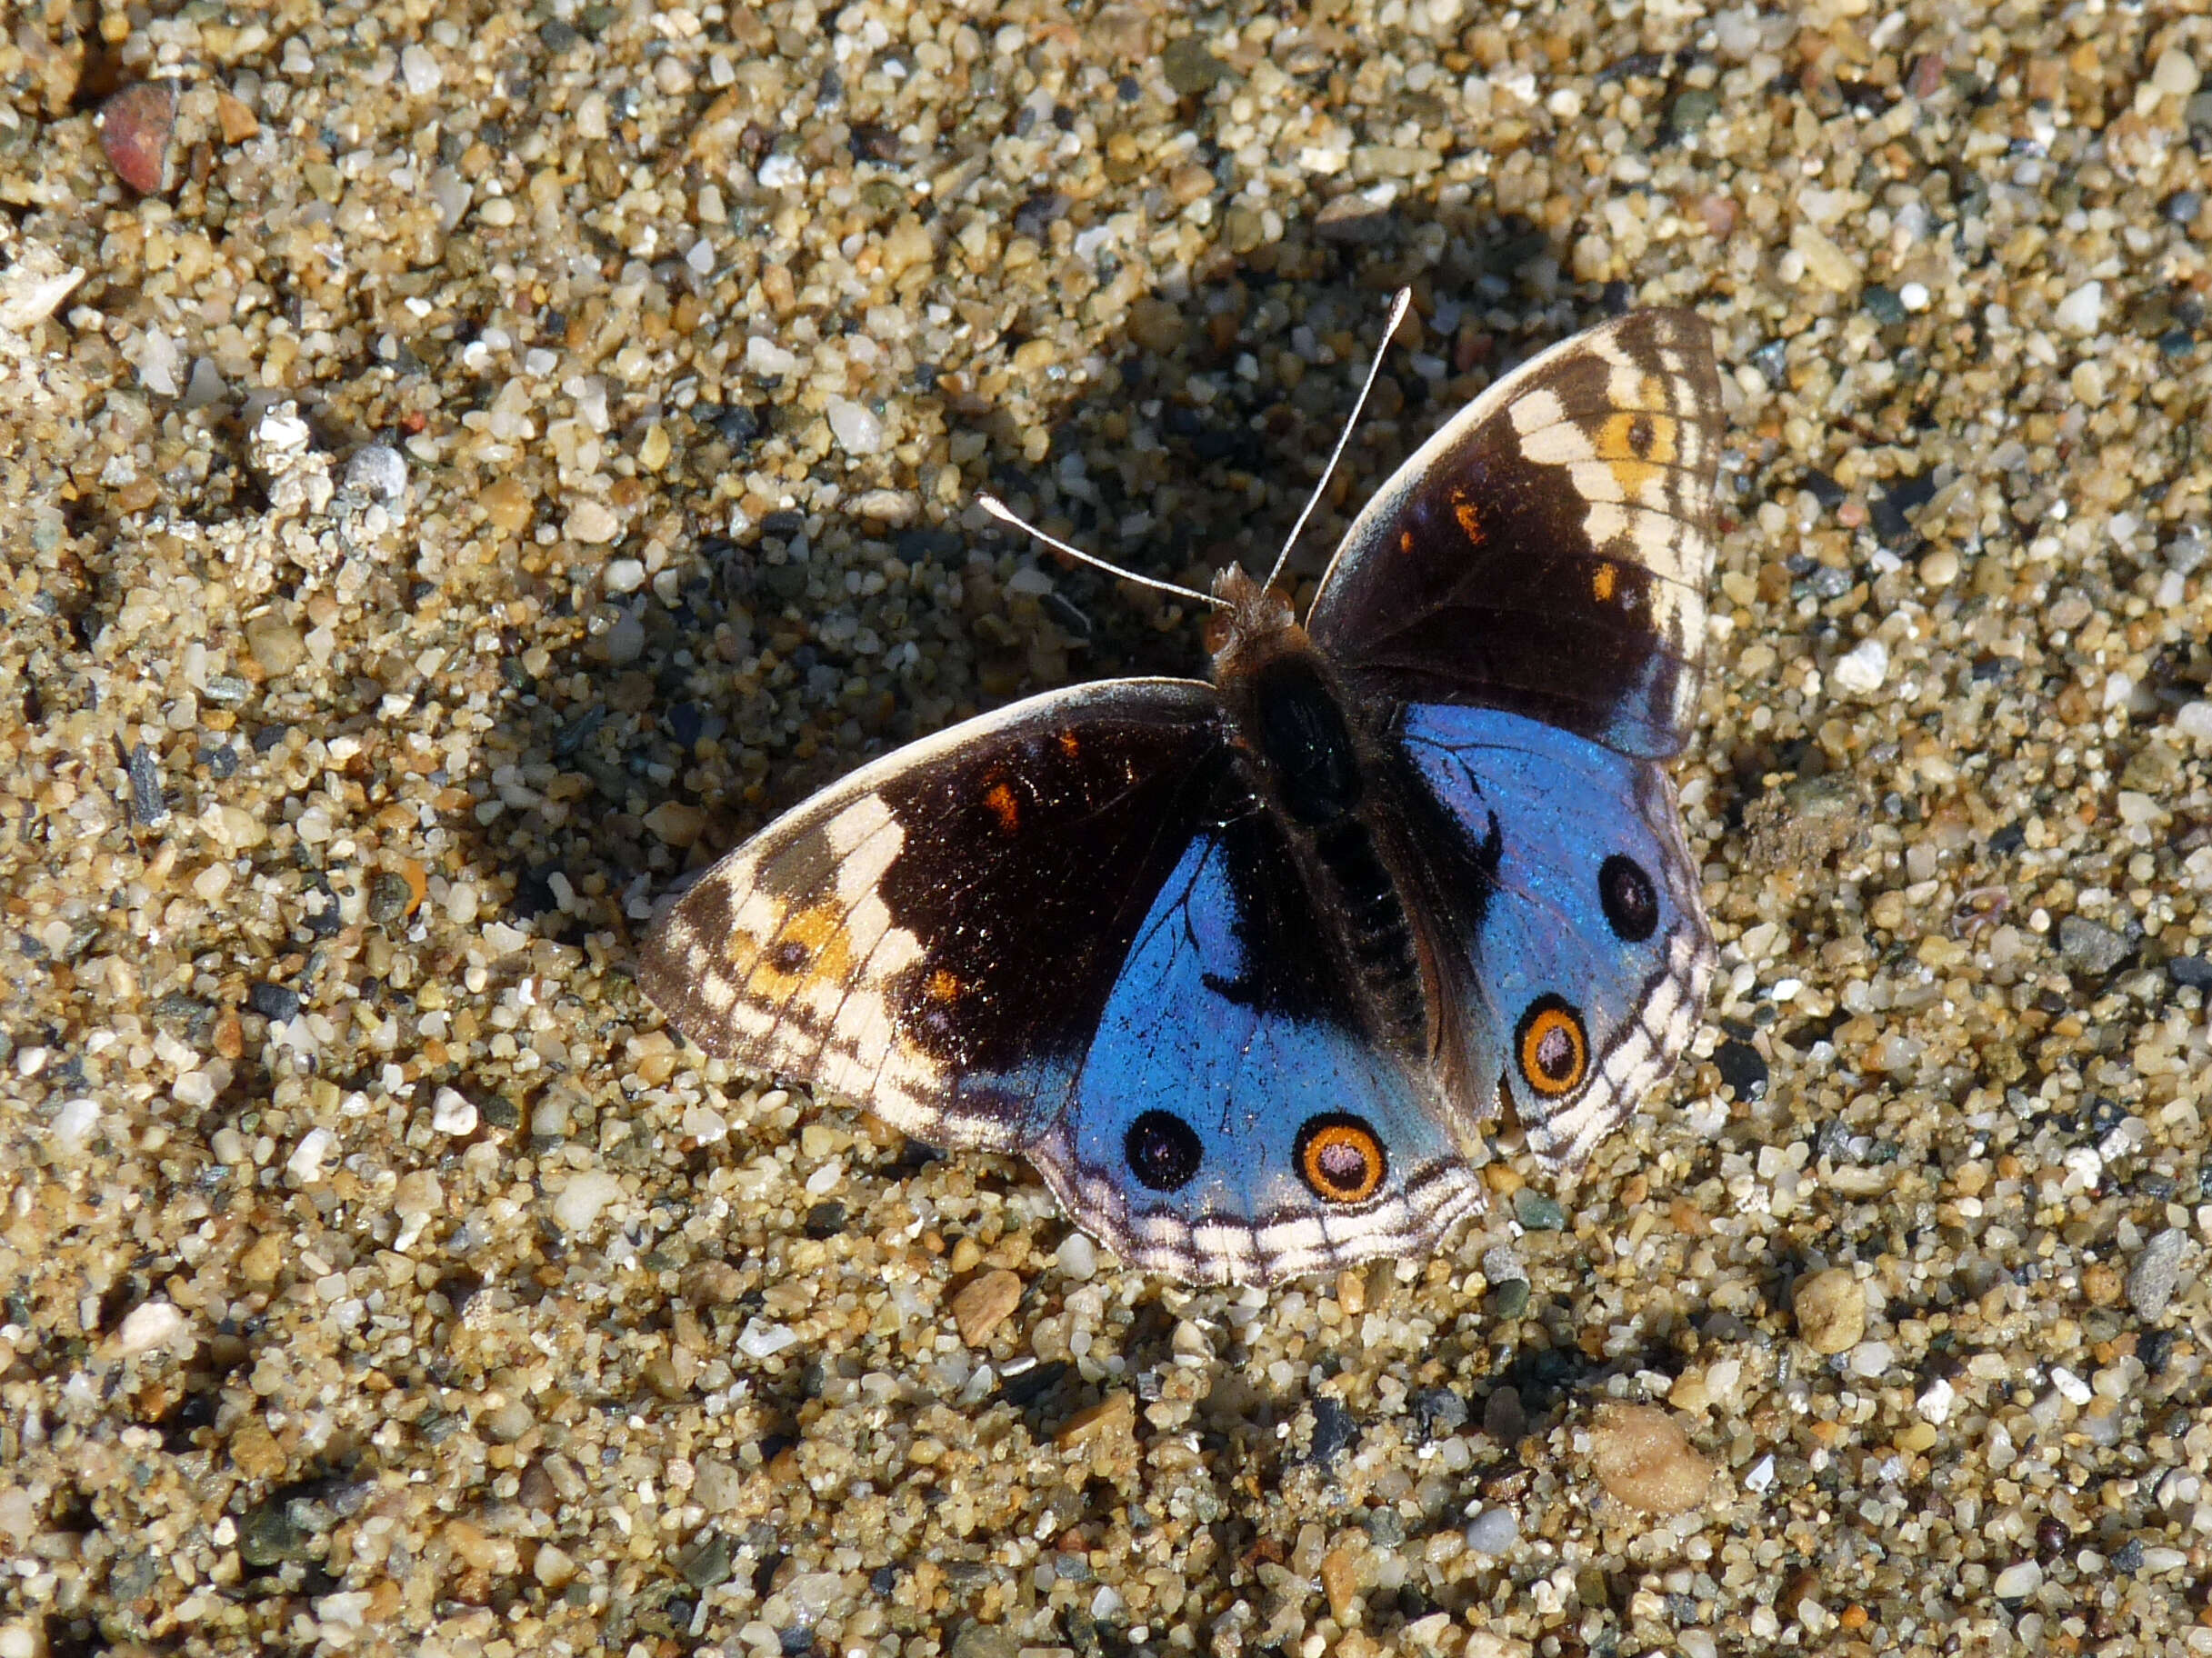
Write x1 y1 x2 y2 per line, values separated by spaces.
637 679 1236 1152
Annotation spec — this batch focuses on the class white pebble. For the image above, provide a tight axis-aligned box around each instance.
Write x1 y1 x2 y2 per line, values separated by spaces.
552 1169 622 1233
1917 1376 1956 1423
2175 701 2212 740
1677 1633 1718 1658
1898 280 1929 312
1056 1233 1099 1280
1742 1453 1777 1493
826 396 885 455
115 1301 189 1356
47 1097 101 1155
2152 47 2201 97
431 1087 478 1135
1992 1561 2042 1599
445 882 480 924
604 557 647 594
1832 637 1889 694
172 1070 217 1108
400 45 443 95
736 1316 800 1360
565 499 620 544
1847 1340 1894 1377
345 444 409 506
757 154 806 189
2050 1365 2092 1405
1463 1507 1518 1556
746 336 798 376
2054 281 2103 335
286 1126 336 1183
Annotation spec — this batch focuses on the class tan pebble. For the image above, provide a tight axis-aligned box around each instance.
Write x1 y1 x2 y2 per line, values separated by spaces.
244 613 305 675
443 1518 499 1572
1919 546 1959 587
228 1420 286 1480
682 1260 746 1305
950 1269 1023 1346
1335 1268 1365 1316
637 423 671 472
882 215 935 278
1319 1545 1362 1624
215 89 260 144
238 1231 283 1284
1793 1266 1867 1354
2081 1261 2123 1306
947 1236 983 1274
100 82 177 194
1088 4 1153 59
481 476 534 534
1586 1403 1714 1515
1012 338 1057 374
1484 1164 1523 1195
532 1543 576 1588
1126 298 1185 354
851 488 917 524
1667 1368 1711 1413
1168 164 1214 205
643 802 706 847
1055 1392 1135 1449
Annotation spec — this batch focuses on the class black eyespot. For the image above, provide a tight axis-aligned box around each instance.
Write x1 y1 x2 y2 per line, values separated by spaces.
1598 853 1658 942
1125 1110 1203 1192
767 939 813 973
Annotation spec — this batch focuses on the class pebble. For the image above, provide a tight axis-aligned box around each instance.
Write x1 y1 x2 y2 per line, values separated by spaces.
114 1300 188 1356
564 499 620 544
1831 637 1889 694
2057 914 2132 976
551 1170 622 1233
2127 1229 2189 1322
1463 1507 1518 1556
604 557 647 594
1992 1561 2042 1601
431 1088 479 1136
1586 1404 1715 1515
1055 1233 1098 1281
99 83 177 195
950 1270 1023 1346
345 444 409 506
1793 1268 1867 1355
2054 281 2104 335
400 44 444 96
245 613 306 675
826 397 886 455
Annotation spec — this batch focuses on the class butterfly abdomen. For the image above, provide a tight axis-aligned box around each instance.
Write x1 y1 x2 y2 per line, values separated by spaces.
1236 644 1428 1046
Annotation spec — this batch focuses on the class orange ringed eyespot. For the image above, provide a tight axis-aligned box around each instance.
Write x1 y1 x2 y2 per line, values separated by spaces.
1517 1000 1588 1097
1295 1115 1386 1204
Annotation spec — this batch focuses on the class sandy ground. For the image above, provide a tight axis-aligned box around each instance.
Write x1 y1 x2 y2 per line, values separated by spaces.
3 1 2211 1654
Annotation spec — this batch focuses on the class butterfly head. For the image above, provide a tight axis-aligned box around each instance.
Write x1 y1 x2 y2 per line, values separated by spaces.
1205 564 1302 680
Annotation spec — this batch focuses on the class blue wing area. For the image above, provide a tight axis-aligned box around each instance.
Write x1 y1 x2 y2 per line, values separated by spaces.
1025 814 1480 1285
1395 704 1713 1167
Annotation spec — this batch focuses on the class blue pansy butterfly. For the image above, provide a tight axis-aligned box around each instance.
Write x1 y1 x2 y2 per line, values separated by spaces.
639 304 1720 1285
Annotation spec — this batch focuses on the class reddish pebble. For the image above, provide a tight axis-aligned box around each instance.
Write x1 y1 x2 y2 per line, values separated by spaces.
1837 500 1867 528
100 82 178 195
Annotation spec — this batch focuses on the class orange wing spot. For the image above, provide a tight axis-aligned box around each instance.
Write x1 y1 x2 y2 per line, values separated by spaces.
925 967 964 1002
749 903 853 994
1454 502 1485 544
1594 410 1678 502
1399 529 1415 554
1057 730 1081 758
982 781 1020 833
1591 560 1618 603
1296 1117 1387 1204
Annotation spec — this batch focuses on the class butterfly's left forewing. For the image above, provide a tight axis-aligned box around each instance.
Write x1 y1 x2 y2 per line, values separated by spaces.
1309 307 1724 760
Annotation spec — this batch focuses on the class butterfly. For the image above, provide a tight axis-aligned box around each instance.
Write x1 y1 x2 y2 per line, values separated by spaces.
637 304 1721 1286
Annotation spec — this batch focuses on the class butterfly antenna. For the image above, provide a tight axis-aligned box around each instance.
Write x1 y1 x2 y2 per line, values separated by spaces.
1262 285 1414 595
976 494 1230 611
